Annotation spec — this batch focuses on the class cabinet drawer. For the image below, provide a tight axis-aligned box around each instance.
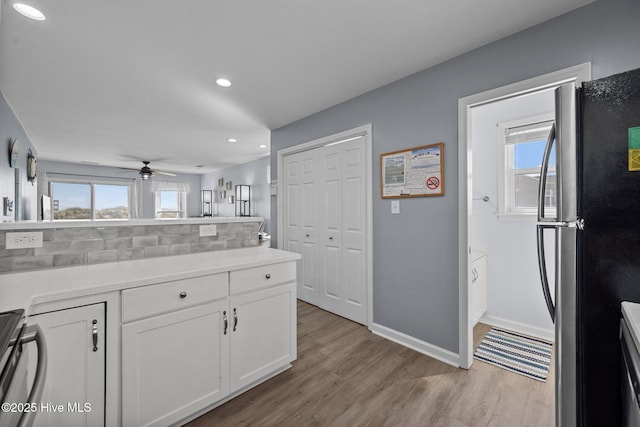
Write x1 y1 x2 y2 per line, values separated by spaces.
230 262 296 295
122 273 228 322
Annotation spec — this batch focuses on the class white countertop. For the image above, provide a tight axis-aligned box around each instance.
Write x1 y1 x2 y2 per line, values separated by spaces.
622 301 640 352
0 217 263 230
0 247 300 315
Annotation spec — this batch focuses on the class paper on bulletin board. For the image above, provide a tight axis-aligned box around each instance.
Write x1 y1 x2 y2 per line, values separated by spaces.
380 143 444 198
629 126 640 171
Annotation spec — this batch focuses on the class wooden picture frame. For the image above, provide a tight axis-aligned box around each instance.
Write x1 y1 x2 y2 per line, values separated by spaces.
380 142 444 198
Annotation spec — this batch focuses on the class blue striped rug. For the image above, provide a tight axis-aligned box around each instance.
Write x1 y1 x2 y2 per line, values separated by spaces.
473 327 553 382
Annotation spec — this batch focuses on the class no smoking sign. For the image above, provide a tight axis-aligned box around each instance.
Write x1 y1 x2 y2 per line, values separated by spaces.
426 176 440 190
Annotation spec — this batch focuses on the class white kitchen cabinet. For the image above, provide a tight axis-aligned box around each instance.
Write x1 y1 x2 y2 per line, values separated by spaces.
27 303 105 427
121 274 229 427
471 252 487 326
229 283 296 392
121 263 297 426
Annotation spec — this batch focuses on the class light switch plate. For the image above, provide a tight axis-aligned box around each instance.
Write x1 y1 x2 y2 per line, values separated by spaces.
391 200 400 214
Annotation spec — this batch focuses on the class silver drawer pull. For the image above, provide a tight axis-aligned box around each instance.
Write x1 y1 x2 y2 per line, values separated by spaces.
265 273 271 279
179 291 187 299
223 311 228 335
92 320 98 352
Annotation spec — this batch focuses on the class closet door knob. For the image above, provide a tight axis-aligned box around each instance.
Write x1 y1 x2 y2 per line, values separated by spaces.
265 273 271 279
179 291 187 299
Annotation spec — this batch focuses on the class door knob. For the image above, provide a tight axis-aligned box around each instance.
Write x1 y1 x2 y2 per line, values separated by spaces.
179 291 187 298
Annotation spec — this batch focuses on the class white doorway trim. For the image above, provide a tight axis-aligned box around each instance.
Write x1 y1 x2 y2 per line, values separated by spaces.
457 64 591 368
276 124 374 329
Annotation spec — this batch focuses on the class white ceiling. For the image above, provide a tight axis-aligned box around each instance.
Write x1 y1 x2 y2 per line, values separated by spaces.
0 0 592 174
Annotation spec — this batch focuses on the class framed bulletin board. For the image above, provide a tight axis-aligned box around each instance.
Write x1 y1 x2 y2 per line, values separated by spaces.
380 142 444 198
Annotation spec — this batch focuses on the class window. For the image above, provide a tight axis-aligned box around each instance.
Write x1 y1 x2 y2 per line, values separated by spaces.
50 179 132 220
154 191 187 219
152 181 190 219
497 114 555 216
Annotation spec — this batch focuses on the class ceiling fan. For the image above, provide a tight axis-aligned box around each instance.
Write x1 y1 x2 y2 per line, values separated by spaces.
118 161 177 180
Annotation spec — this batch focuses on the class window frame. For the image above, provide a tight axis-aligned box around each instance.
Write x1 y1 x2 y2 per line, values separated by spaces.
49 177 134 221
496 113 555 220
154 190 187 219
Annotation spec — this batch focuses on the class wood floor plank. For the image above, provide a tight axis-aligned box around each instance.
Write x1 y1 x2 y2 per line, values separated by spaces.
184 301 554 426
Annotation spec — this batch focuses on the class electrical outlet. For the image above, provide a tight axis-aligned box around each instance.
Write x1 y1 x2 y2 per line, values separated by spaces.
199 224 217 237
6 232 43 249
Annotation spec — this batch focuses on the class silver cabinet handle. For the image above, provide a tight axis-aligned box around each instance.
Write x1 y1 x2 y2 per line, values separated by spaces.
223 311 228 335
180 291 187 299
233 308 238 331
265 273 271 279
92 319 98 352
472 268 478 284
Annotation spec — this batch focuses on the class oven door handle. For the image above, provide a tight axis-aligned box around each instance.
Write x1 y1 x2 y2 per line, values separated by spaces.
17 324 47 427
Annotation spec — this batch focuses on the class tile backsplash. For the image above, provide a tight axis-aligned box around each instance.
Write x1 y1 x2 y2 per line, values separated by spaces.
0 221 259 274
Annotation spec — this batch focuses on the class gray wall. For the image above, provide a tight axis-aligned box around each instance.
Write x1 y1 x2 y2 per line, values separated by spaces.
38 160 203 219
0 92 38 222
202 156 271 233
271 0 640 353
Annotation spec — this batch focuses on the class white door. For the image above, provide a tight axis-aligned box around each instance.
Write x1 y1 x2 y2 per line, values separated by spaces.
340 138 367 323
121 301 229 427
318 142 343 315
229 284 296 392
283 134 368 324
283 150 320 305
28 303 105 427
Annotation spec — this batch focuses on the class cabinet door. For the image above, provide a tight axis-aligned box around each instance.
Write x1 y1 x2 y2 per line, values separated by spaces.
471 255 487 325
229 284 296 392
121 300 229 427
27 303 105 427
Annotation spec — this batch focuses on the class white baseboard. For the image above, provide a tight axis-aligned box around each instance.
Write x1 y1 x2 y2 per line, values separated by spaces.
479 313 554 342
371 323 460 368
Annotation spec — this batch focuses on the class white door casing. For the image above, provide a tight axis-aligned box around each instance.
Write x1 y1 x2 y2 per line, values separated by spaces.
457 63 591 369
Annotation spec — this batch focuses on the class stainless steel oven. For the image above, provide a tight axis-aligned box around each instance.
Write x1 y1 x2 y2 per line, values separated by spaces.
621 316 640 426
0 309 47 427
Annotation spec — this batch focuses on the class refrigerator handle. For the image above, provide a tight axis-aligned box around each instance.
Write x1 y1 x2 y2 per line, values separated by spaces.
537 123 556 222
537 224 555 322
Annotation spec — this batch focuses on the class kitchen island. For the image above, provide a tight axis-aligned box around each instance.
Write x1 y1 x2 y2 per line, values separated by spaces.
0 246 300 426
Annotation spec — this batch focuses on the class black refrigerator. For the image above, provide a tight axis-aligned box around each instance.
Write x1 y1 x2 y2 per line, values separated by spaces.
536 67 640 426
579 68 640 426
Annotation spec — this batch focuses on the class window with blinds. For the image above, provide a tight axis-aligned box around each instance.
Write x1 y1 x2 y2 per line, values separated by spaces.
498 115 555 216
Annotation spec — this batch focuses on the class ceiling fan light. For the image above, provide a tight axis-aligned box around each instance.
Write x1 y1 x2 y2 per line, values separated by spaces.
140 171 152 180
13 3 46 21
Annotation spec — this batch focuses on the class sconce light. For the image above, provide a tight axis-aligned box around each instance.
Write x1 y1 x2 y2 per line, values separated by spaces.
235 185 250 217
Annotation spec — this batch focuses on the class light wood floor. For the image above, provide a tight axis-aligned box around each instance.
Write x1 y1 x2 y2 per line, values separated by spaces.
185 301 554 427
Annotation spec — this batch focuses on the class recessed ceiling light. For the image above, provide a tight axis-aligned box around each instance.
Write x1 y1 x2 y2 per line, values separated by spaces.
259 144 268 149
216 78 232 88
13 3 46 21
227 138 237 143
